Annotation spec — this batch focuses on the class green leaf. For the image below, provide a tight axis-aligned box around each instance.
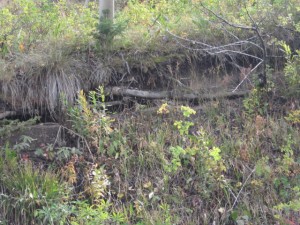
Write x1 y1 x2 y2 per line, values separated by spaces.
231 211 238 221
209 147 221 161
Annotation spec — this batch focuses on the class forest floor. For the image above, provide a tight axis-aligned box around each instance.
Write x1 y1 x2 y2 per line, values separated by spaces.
1 56 300 224
1 0 300 224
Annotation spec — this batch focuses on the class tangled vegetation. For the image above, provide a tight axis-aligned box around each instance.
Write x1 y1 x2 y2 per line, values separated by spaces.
1 0 300 224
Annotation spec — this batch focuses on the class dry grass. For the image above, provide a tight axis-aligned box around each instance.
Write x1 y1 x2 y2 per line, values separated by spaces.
0 40 111 115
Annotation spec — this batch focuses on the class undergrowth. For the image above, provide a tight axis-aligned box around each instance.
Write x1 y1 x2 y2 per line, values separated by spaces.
2 81 299 224
1 0 300 224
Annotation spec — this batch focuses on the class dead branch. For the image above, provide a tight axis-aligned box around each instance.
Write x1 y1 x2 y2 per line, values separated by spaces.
200 3 267 86
232 61 262 92
107 86 248 101
230 167 256 210
105 100 124 107
60 125 95 163
159 3 268 92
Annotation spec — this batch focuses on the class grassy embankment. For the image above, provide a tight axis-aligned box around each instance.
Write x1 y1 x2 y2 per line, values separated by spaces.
1 0 300 224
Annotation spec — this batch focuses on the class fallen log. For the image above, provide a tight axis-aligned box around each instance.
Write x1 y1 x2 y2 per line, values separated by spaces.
0 111 16 120
0 88 248 120
108 86 249 101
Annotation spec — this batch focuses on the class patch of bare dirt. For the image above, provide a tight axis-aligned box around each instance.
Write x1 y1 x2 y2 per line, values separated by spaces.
0 123 73 150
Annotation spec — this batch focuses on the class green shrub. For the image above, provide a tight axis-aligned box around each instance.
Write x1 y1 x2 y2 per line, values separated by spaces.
280 42 300 96
69 88 124 157
0 0 97 56
94 17 128 48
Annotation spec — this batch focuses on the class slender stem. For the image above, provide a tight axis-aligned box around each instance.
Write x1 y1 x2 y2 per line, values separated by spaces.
230 168 256 210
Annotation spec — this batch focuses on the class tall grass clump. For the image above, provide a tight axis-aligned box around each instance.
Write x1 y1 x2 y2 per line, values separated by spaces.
0 145 70 224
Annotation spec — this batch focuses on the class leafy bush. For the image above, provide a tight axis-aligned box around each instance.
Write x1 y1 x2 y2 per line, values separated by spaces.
285 110 300 126
162 105 224 178
115 0 300 51
281 42 300 96
0 0 97 56
243 88 269 117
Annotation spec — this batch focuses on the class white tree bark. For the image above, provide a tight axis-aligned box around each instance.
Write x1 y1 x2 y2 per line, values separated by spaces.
99 0 114 20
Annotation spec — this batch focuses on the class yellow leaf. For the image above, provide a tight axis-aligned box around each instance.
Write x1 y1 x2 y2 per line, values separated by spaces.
143 181 152 189
117 193 124 199
19 43 25 52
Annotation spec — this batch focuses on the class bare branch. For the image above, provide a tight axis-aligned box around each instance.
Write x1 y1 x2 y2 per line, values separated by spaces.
230 167 256 210
232 61 263 92
166 29 263 62
200 3 267 87
164 28 213 48
212 50 262 61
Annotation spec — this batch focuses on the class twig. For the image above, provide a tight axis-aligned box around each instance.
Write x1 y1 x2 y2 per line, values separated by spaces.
164 28 213 48
53 125 62 148
60 125 95 163
230 167 256 210
227 186 238 202
232 61 263 92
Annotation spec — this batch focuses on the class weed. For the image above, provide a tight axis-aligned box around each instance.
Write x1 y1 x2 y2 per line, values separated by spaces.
281 42 300 90
0 145 70 225
85 166 111 203
69 87 123 157
0 117 39 140
285 109 300 126
70 200 126 225
35 145 82 163
165 105 224 176
243 88 268 117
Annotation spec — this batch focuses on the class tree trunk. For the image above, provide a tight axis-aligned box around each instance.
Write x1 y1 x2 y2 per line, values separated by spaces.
99 0 114 20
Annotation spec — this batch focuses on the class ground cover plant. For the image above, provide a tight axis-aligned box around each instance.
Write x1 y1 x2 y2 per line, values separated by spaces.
2 85 300 224
1 0 300 224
